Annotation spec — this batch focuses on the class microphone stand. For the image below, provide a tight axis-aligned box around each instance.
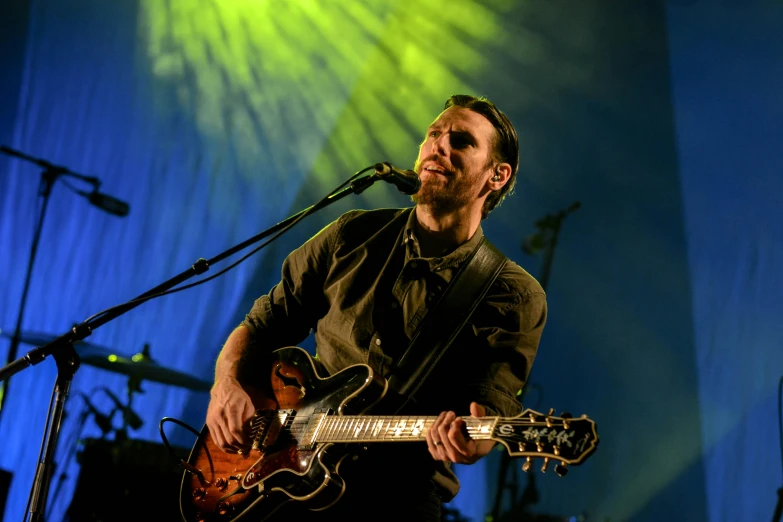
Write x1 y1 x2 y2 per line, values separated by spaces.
488 201 580 522
0 146 106 424
0 168 380 522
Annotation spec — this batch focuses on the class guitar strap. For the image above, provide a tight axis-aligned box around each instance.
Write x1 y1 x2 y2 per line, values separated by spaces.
386 235 507 413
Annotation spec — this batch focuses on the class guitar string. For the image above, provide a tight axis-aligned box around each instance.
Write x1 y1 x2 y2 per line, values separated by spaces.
262 417 582 442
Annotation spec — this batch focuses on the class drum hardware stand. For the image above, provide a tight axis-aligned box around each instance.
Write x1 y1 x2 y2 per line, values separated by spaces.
0 162 391 521
488 201 580 521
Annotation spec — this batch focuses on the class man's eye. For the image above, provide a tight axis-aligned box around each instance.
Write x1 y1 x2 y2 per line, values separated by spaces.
429 131 439 138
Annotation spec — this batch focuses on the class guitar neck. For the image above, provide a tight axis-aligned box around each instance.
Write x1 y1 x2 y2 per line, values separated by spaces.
313 415 497 444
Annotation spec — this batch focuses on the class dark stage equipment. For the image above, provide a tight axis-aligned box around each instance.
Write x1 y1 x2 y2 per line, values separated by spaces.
64 438 188 522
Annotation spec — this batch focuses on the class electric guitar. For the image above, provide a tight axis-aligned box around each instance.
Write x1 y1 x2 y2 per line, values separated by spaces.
179 347 599 522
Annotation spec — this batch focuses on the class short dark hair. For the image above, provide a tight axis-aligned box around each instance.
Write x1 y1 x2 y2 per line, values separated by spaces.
444 94 519 219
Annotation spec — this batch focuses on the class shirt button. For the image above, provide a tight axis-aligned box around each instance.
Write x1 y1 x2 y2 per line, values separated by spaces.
409 261 418 269
391 301 399 309
375 338 382 346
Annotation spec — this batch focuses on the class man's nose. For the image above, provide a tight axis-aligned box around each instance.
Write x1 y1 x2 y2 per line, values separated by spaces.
433 133 449 156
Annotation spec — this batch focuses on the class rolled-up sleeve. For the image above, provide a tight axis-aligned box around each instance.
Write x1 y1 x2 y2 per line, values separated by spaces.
465 270 547 418
241 214 343 350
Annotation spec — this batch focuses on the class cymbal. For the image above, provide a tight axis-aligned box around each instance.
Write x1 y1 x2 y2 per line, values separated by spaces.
0 329 211 392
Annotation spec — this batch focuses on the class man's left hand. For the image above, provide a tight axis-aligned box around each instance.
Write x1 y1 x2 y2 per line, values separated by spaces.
425 402 496 464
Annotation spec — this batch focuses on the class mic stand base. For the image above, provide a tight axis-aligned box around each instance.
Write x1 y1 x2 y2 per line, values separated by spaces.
26 343 79 522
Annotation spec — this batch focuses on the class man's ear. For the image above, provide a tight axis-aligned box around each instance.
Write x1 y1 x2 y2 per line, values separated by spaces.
488 163 512 191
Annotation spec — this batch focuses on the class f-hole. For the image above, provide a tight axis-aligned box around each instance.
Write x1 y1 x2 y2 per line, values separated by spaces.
274 364 306 398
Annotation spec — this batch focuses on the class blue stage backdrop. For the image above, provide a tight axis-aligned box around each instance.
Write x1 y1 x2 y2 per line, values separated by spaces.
0 1 780 522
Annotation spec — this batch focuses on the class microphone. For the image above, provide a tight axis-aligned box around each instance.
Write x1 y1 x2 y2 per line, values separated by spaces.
76 392 114 435
100 387 144 430
373 162 421 195
77 189 130 217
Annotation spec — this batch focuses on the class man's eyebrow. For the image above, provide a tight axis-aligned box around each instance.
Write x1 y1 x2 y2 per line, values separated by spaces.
424 124 477 144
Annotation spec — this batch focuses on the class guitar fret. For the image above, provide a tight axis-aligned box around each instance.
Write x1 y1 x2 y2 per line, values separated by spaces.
341 417 349 440
317 415 501 443
393 416 403 439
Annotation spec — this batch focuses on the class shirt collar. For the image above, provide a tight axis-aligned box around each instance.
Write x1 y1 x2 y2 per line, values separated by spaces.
402 207 485 270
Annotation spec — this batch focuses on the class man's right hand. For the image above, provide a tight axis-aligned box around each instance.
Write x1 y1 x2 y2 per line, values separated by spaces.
206 376 256 453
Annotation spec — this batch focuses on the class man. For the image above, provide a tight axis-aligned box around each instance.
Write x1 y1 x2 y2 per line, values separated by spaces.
206 95 547 521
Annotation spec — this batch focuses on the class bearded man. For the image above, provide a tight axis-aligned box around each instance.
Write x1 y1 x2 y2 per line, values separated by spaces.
205 94 547 521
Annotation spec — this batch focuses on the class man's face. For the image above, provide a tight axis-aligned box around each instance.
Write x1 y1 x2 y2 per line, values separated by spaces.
412 106 497 213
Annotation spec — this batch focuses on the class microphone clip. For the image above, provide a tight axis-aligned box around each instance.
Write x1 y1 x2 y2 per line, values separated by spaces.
371 162 422 195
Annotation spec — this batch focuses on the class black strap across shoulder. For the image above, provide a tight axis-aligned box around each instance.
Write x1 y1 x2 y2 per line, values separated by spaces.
386 236 507 412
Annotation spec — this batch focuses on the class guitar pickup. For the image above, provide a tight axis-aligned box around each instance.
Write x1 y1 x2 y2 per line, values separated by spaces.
296 409 329 449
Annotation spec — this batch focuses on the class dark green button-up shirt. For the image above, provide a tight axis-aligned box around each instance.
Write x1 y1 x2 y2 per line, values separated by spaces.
242 207 546 499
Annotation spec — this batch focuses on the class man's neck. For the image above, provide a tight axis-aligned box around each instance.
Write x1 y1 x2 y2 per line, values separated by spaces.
414 205 482 258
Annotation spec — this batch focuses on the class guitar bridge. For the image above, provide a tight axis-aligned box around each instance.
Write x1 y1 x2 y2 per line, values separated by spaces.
250 409 292 451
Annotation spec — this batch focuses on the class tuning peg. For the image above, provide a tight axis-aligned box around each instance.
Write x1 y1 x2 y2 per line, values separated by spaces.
540 457 550 473
547 407 555 415
555 462 568 477
522 457 533 472
560 412 572 428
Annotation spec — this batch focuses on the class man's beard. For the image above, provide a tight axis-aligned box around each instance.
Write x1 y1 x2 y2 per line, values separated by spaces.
411 162 483 214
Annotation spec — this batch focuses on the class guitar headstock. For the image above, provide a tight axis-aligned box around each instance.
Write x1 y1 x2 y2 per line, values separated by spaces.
491 408 599 476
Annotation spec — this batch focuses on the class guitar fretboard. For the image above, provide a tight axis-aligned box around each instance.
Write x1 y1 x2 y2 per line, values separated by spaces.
310 415 497 444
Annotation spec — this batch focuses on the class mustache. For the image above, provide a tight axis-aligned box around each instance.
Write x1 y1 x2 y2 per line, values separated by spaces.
416 155 453 173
